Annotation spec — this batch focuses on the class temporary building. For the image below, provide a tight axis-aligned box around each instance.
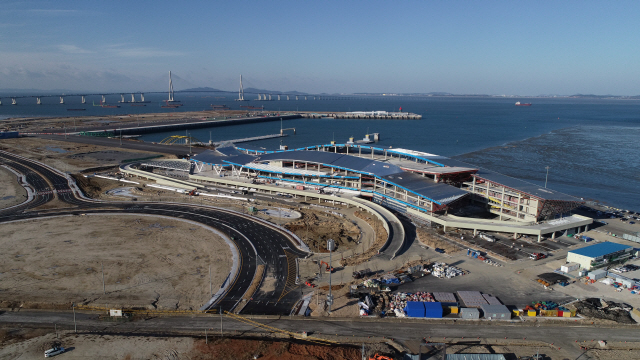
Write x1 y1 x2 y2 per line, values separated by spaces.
481 304 512 320
587 269 607 280
404 301 425 318
560 262 580 273
424 302 443 318
459 307 480 319
615 277 634 288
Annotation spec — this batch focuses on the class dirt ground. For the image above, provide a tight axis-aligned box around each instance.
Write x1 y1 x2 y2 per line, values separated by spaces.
1 109 259 133
415 227 462 255
340 211 388 266
0 215 231 310
285 209 360 252
0 330 373 360
0 137 170 173
0 166 27 209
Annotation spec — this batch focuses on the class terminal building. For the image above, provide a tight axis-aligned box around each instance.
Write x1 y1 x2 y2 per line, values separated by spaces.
136 142 592 241
190 143 584 220
566 242 633 270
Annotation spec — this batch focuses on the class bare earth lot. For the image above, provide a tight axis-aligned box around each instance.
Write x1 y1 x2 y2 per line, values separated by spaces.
0 215 231 310
0 137 167 173
0 166 26 209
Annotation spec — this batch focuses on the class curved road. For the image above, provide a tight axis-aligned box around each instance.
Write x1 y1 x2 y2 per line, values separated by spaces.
0 150 307 315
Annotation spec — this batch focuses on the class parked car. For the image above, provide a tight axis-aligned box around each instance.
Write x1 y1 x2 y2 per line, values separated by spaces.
435 248 445 254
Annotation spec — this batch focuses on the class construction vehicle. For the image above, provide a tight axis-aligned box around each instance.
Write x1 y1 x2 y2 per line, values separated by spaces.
318 260 334 273
352 268 372 279
369 354 393 360
530 252 547 260
187 188 198 196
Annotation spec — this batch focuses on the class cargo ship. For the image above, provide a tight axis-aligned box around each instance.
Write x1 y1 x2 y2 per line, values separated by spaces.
515 102 532 106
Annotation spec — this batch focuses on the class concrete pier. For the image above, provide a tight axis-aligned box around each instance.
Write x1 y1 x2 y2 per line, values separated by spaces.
301 111 422 120
78 114 301 136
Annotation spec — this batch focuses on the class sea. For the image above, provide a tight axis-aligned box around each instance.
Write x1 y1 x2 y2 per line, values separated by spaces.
1 93 639 212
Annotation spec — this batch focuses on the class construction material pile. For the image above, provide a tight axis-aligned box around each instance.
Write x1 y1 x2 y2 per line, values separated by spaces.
431 262 466 279
573 298 635 324
385 292 435 317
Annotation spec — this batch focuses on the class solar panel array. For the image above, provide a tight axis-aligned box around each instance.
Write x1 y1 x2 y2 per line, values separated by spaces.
432 292 457 303
482 294 502 305
457 291 489 308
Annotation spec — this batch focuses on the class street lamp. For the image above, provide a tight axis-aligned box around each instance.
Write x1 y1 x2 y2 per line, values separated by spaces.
327 238 335 314
544 166 550 188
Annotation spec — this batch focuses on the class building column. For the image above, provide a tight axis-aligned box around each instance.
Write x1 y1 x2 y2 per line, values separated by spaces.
473 229 478 236
537 234 542 242
551 232 556 239
513 233 518 239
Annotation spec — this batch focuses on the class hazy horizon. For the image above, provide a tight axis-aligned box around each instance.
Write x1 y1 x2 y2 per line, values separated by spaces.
2 1 639 95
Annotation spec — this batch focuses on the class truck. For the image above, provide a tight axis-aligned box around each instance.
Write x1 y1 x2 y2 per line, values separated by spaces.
530 252 547 260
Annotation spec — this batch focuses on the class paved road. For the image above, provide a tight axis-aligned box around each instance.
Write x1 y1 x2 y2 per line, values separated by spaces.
0 309 634 355
0 150 307 315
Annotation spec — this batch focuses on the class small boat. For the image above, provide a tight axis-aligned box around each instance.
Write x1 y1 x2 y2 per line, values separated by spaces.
131 104 147 107
67 108 86 111
515 102 532 106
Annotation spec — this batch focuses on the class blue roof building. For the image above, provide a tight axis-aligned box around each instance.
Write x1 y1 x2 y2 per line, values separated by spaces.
567 242 633 270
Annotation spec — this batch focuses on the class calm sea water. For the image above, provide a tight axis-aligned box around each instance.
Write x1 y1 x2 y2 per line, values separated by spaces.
1 93 639 210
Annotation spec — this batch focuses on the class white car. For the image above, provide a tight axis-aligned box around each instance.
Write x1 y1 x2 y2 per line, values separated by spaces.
44 346 65 357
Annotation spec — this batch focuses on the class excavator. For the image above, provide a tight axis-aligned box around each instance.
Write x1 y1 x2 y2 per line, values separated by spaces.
368 354 393 360
187 188 198 196
318 260 334 273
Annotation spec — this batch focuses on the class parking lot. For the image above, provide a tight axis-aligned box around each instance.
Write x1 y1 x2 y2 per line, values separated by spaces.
451 228 584 261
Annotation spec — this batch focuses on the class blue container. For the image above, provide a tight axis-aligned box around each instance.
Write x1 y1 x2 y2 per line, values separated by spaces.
404 301 426 318
424 302 443 318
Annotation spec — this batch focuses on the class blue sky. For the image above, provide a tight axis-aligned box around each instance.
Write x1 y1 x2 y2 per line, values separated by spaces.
1 1 639 94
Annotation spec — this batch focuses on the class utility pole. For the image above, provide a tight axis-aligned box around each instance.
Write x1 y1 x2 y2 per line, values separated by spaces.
209 265 212 297
73 303 77 333
220 306 223 337
205 328 208 344
102 262 106 294
545 166 550 188
119 130 122 146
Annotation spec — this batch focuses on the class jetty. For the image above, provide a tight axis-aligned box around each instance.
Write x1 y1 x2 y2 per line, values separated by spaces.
301 111 421 120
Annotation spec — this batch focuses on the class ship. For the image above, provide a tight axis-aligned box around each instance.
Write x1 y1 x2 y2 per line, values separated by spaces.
515 102 532 106
211 104 230 109
67 108 86 111
102 105 120 108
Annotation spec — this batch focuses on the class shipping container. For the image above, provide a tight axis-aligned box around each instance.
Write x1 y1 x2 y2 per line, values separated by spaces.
528 310 537 317
449 306 459 314
561 262 580 273
424 302 443 318
404 301 425 318
295 185 305 190
588 269 607 280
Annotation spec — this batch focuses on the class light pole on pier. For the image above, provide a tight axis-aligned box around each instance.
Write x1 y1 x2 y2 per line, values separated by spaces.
545 166 550 188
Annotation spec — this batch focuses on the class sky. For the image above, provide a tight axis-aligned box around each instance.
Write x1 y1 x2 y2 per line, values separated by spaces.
1 0 640 95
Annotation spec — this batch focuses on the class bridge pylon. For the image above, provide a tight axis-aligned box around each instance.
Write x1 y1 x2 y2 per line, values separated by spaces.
37 97 41 105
